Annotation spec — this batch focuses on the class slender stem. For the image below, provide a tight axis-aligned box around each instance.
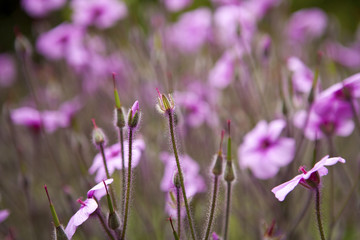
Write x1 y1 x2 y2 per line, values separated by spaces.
95 209 116 240
168 111 197 240
121 129 133 240
176 186 181 239
203 176 219 240
223 182 232 240
100 143 118 210
287 192 312 238
120 128 126 212
315 188 326 240
326 136 335 225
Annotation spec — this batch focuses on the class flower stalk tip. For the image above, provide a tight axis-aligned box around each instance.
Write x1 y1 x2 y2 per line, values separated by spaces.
44 185 61 228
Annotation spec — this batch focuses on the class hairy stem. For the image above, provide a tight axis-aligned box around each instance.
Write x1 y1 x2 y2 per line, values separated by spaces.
120 128 126 212
223 182 232 240
95 209 116 240
315 187 326 240
176 186 181 239
203 175 219 240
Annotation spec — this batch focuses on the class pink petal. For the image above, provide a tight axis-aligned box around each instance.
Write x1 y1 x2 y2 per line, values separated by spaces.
266 138 295 167
304 155 345 179
0 209 10 223
87 178 114 198
271 174 303 201
267 119 286 141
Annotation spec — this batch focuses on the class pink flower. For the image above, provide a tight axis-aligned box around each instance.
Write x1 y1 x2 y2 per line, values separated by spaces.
65 198 98 239
271 155 345 201
287 57 315 94
163 0 193 12
87 178 114 200
166 8 212 53
0 209 10 223
208 51 235 89
0 54 16 87
89 139 145 182
21 0 66 18
10 107 42 131
71 0 127 29
238 119 296 179
325 41 360 69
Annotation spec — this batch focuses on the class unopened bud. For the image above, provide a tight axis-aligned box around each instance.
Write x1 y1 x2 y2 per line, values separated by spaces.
115 108 126 128
224 161 235 182
127 101 140 129
173 172 181 188
108 211 121 230
212 154 223 176
55 225 69 240
91 119 106 146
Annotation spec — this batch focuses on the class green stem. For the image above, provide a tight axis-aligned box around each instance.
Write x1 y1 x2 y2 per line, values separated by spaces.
315 187 326 240
121 129 133 240
168 111 197 240
176 186 181 239
203 176 219 240
120 128 126 212
95 209 116 240
223 182 232 240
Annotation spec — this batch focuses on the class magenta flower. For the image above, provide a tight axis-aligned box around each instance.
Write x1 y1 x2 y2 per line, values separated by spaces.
286 8 327 44
0 54 16 87
65 198 98 239
0 209 10 223
87 178 114 200
163 0 192 12
325 41 360 69
21 0 66 18
10 107 42 131
238 119 296 179
287 57 315 94
89 139 145 182
71 0 127 29
208 51 235 89
166 8 212 53
272 155 345 201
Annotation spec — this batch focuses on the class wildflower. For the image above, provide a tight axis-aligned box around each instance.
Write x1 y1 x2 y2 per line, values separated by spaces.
10 107 42 131
238 119 295 179
163 0 192 12
89 139 145 182
272 155 345 201
64 198 98 239
287 57 315 94
87 178 114 200
208 51 235 89
156 89 175 114
325 41 360 69
21 0 66 18
0 54 16 88
0 209 10 223
71 0 127 29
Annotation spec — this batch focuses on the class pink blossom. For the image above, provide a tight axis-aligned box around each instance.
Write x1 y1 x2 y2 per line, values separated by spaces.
21 0 66 18
272 155 345 201
10 107 42 131
0 209 10 223
65 198 98 239
166 8 212 53
208 51 235 89
238 119 296 179
287 57 315 94
286 8 327 44
163 0 193 12
71 0 127 29
325 41 360 69
89 139 145 182
87 178 114 200
0 54 16 87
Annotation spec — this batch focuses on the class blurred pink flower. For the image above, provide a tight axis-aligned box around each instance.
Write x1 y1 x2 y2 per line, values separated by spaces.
22 0 66 18
65 198 98 239
325 41 360 69
163 0 193 12
0 54 16 87
166 8 212 53
89 139 145 182
238 119 295 179
287 57 315 94
71 0 127 29
87 178 114 200
0 209 10 223
208 51 235 89
10 107 42 131
286 8 327 44
272 155 345 201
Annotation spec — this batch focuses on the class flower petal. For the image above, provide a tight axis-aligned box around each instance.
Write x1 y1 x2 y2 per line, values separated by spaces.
271 174 303 201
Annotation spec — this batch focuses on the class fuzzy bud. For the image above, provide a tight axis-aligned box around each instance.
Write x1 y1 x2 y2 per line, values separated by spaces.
55 225 69 240
91 119 106 146
212 153 223 176
115 108 126 128
156 88 175 114
108 211 121 230
127 101 140 129
173 172 181 188
224 161 235 182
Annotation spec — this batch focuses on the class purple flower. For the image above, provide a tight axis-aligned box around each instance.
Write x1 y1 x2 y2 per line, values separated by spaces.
163 0 193 12
71 0 127 29
87 178 114 200
208 51 235 89
0 209 10 223
166 8 212 53
10 107 42 131
287 57 315 94
0 54 16 87
21 0 66 18
286 8 327 44
238 119 296 179
272 155 345 201
325 41 360 69
65 198 98 239
212 232 220 240
89 139 145 182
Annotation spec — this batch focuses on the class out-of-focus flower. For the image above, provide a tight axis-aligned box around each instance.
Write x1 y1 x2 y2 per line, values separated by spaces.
272 155 345 201
10 107 42 131
166 8 212 53
87 178 114 200
163 0 192 12
286 8 327 44
89 139 145 182
0 209 10 223
0 54 16 87
71 0 127 29
212 232 220 240
36 23 87 66
238 119 295 179
325 41 360 69
21 0 66 18
65 198 98 239
208 51 235 89
287 57 315 94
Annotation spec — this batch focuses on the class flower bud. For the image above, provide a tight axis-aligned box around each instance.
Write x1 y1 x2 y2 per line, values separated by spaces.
115 107 126 128
173 172 181 188
55 225 69 240
224 161 235 182
92 127 106 146
156 88 175 114
212 153 223 176
108 211 121 230
127 101 140 129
